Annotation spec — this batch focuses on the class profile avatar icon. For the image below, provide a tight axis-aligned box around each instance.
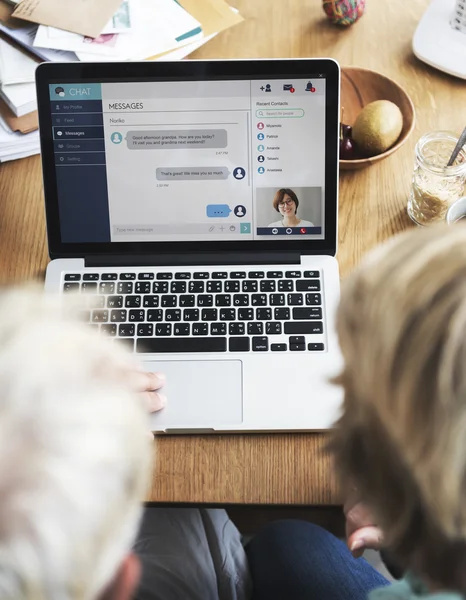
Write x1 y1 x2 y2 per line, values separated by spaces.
257 122 265 130
305 81 316 93
265 84 271 92
234 205 246 217
257 132 265 140
257 144 265 152
233 167 246 180
258 166 265 174
55 86 65 97
111 132 123 144
257 155 265 163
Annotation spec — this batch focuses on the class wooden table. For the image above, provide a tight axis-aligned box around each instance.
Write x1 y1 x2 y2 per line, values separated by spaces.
0 0 463 504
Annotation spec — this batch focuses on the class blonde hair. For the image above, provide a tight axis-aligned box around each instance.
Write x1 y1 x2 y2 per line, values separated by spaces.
331 224 466 591
0 287 152 600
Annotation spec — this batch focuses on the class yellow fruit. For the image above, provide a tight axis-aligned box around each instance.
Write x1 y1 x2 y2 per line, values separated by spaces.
352 100 403 156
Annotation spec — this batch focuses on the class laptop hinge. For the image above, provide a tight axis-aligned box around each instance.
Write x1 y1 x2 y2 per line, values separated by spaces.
85 252 302 268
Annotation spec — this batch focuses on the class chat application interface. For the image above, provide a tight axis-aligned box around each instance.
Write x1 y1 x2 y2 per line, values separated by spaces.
49 78 326 244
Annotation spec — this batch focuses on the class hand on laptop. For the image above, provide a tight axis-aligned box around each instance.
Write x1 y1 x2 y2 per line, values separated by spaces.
130 369 167 413
344 496 384 558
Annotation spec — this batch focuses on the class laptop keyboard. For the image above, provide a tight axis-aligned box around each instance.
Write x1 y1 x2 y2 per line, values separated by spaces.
63 270 325 353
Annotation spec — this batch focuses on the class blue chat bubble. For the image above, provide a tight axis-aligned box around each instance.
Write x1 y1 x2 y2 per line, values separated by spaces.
206 204 232 218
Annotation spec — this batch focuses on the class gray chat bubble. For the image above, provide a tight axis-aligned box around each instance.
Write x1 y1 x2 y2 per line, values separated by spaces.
156 167 231 181
126 129 227 149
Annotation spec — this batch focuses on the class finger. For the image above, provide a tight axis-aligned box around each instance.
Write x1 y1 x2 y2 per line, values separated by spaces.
345 503 377 539
140 391 167 413
131 371 166 393
348 526 384 557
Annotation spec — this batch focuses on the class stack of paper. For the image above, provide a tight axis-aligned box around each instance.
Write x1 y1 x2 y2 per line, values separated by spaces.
0 113 39 161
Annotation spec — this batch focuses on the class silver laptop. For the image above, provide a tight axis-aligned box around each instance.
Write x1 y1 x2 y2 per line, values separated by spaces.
37 58 342 433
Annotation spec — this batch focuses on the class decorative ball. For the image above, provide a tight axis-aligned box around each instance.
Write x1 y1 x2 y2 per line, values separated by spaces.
323 0 366 26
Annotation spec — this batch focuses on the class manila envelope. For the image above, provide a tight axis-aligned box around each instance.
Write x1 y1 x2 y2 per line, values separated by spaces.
12 0 122 38
148 0 243 60
0 97 38 133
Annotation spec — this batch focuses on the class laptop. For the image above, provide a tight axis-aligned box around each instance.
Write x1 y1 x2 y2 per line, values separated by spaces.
36 58 342 433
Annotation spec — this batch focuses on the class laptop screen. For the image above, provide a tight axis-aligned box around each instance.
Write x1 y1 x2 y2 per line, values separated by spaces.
37 60 339 257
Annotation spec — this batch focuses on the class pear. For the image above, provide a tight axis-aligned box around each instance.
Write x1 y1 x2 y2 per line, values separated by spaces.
352 100 403 156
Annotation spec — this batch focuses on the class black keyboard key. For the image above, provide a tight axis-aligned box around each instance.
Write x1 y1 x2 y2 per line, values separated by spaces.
306 293 322 306
215 295 231 307
260 280 276 292
248 271 264 279
256 308 272 320
135 281 151 294
82 282 97 293
189 281 204 293
289 336 306 345
153 282 169 294
138 272 154 280
212 272 228 279
207 281 222 293
271 343 287 352
193 323 208 335
233 294 249 306
108 295 123 308
202 309 218 321
285 322 324 334
197 294 213 307
155 323 172 336
285 271 301 278
248 322 263 335
171 281 187 294
83 273 99 281
308 343 325 351
267 271 283 278
287 293 303 306
238 308 254 320
165 309 181 321
143 295 159 308
179 295 195 307
137 324 153 336
252 337 268 351
220 309 236 321
92 310 108 323
102 273 118 281
230 271 246 279
119 324 135 337
89 296 105 309
304 271 320 278
193 272 209 280
111 310 127 322
118 282 133 294
64 273 81 281
175 272 191 280
211 323 227 335
99 282 115 294
278 280 293 292
174 323 190 336
251 294 267 306
290 344 306 351
137 337 227 353
225 281 240 293
183 309 200 321
161 295 177 308
266 322 282 334
101 323 117 336
229 322 245 335
229 337 250 352
147 309 163 322
125 295 141 308
242 280 258 292
63 282 79 292
293 307 322 320
120 273 136 280
129 309 145 322
296 280 321 292
270 294 285 306
274 307 290 320
156 273 173 280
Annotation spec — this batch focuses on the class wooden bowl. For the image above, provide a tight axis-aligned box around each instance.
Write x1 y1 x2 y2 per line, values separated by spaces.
340 67 415 170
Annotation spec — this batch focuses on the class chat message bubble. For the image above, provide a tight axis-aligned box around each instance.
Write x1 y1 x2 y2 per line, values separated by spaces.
126 129 227 149
156 167 231 181
206 204 232 218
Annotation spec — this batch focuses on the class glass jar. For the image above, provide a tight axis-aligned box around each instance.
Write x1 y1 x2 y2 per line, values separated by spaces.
407 131 466 226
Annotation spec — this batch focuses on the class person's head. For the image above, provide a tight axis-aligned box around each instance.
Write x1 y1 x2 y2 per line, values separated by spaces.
0 288 151 600
272 189 299 217
330 224 466 592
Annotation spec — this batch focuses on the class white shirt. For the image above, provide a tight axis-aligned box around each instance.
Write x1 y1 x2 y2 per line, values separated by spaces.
267 219 314 228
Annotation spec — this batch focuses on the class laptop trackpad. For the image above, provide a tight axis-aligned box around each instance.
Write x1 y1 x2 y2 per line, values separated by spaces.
143 360 243 431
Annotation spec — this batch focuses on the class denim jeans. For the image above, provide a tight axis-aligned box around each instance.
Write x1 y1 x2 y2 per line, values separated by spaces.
246 520 389 600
